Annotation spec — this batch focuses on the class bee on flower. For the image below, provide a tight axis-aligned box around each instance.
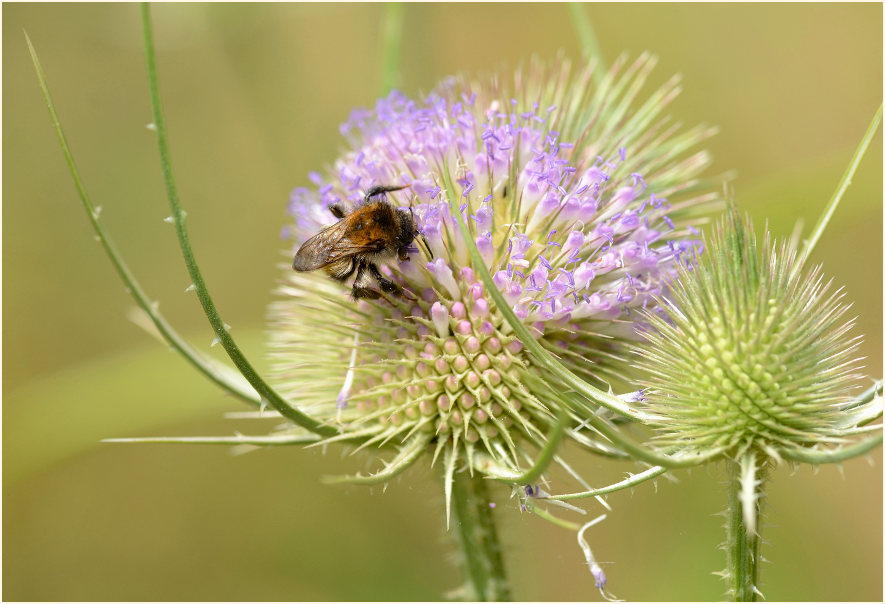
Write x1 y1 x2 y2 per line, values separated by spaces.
269 54 719 505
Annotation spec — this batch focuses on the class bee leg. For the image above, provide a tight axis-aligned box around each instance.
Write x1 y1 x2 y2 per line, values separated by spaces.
352 286 380 300
326 257 357 281
352 261 381 300
420 234 434 260
368 263 417 302
328 204 347 219
367 262 404 296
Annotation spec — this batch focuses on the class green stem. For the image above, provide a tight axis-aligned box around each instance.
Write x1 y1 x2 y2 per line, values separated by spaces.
140 4 335 438
802 103 882 262
450 473 511 601
725 454 764 601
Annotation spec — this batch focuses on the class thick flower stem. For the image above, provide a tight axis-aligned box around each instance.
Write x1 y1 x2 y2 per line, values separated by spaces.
725 455 765 601
450 472 511 601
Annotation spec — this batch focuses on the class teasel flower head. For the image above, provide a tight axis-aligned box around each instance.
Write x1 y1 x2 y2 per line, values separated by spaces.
268 54 718 503
634 204 869 463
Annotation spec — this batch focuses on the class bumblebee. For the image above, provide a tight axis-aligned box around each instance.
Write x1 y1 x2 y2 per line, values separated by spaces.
292 185 418 299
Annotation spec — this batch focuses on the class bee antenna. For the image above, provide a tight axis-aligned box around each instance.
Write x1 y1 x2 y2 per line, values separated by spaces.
411 207 435 260
364 184 411 203
401 191 433 261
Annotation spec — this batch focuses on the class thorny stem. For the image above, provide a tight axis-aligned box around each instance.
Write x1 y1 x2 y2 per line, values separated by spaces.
25 31 261 408
140 4 335 437
725 454 765 601
450 473 511 601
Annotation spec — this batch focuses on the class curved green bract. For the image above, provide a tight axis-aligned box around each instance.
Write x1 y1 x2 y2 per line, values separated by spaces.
567 392 723 468
26 31 261 409
779 433 883 465
802 104 882 262
443 165 724 469
440 165 647 422
509 409 567 485
321 435 429 485
140 4 336 438
548 465 668 501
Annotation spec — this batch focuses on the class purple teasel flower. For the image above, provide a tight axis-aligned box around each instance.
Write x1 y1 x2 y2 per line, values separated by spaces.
267 55 719 501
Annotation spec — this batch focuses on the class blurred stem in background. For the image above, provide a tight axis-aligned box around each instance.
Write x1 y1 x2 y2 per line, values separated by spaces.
379 2 404 97
569 2 606 87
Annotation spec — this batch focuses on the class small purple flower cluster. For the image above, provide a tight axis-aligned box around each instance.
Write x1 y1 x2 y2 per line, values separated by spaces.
287 83 705 340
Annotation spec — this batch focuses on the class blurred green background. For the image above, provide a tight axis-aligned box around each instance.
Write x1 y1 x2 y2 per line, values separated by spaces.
4 3 882 601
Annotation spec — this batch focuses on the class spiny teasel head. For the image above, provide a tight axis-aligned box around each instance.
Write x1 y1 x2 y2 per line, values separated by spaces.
634 204 866 462
268 54 719 497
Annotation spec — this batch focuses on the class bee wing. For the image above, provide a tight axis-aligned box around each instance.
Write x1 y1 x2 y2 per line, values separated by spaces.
292 220 387 272
292 221 348 271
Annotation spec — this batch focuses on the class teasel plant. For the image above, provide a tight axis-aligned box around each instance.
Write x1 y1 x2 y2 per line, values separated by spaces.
28 3 881 601
628 193 884 600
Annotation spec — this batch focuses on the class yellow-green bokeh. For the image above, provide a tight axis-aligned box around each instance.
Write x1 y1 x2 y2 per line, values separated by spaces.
4 3 881 601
